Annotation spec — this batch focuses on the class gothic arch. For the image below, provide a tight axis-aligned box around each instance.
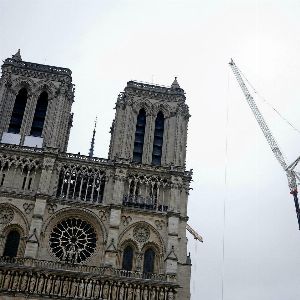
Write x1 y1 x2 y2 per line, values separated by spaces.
0 154 41 171
1 224 25 257
117 238 139 269
119 238 139 252
152 104 172 118
0 203 30 233
131 100 153 116
1 204 29 258
11 77 35 96
33 81 57 101
42 207 108 242
118 221 165 254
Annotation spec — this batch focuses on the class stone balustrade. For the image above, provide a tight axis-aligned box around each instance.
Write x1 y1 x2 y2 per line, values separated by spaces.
0 257 177 299
0 144 188 209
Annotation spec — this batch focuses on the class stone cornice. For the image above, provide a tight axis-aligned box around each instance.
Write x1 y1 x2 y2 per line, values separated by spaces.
0 144 193 184
126 80 185 99
3 58 72 78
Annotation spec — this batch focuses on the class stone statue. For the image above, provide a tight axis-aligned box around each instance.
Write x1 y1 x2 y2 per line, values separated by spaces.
135 286 142 300
29 274 37 293
11 271 19 291
168 290 174 300
118 283 125 299
62 277 70 297
3 271 11 290
102 281 110 298
93 280 101 298
70 278 77 297
127 285 133 300
111 283 117 299
143 287 149 300
37 274 45 294
150 287 156 300
159 288 165 300
86 279 93 298
78 279 85 297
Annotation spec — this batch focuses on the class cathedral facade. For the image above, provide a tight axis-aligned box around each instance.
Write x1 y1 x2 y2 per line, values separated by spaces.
0 51 192 299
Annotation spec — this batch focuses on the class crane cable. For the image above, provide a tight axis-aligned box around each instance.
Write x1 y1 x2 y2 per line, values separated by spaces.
222 67 231 300
236 65 300 135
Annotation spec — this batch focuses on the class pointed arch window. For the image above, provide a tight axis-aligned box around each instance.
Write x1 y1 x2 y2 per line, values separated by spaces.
30 91 48 137
143 248 155 273
133 109 146 163
122 245 134 271
8 88 28 134
3 230 20 257
152 112 164 165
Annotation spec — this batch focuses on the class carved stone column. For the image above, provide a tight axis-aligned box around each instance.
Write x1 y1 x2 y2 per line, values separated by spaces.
102 169 114 205
165 216 179 275
104 208 121 267
0 74 13 134
112 167 127 205
169 176 182 212
24 149 57 258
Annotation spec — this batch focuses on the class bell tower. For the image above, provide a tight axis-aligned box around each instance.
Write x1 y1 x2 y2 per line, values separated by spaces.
0 50 74 151
109 78 190 167
0 53 193 300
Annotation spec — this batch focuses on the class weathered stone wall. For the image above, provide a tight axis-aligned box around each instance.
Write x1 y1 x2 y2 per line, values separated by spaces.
0 55 193 300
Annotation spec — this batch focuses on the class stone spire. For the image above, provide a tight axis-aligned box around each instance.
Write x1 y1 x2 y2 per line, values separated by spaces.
12 49 22 61
88 117 97 157
171 77 180 89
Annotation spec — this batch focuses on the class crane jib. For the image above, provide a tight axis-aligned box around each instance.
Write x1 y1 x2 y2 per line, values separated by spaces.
229 59 300 231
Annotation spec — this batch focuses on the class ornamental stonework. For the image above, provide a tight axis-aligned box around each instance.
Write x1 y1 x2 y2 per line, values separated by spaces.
49 218 97 263
0 206 14 224
133 224 150 243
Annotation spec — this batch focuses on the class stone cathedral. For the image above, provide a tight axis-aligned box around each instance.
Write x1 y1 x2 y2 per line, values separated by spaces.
0 51 192 300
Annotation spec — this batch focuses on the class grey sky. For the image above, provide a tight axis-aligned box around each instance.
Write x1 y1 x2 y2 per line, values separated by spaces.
1 0 300 299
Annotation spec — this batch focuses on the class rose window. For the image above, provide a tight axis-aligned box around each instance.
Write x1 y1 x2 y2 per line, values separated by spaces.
0 207 14 224
133 225 150 243
49 218 97 263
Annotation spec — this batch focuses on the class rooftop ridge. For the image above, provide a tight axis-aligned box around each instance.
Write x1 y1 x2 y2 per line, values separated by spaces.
126 80 185 96
129 80 172 89
3 57 72 77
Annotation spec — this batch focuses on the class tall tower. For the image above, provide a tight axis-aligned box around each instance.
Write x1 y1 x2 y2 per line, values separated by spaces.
0 50 74 151
0 53 192 300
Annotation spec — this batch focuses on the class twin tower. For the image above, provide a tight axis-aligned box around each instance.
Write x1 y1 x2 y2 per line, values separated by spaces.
0 51 192 300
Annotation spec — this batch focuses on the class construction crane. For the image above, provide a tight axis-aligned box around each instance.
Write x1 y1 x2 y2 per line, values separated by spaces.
186 223 203 242
229 59 300 230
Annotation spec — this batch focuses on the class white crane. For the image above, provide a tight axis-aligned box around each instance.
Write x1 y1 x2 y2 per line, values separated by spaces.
229 59 300 230
186 223 203 242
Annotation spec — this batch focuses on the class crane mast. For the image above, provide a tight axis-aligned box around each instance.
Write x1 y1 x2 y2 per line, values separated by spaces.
229 59 300 230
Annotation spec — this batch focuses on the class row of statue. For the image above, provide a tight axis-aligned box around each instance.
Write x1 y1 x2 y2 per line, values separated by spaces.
0 268 176 299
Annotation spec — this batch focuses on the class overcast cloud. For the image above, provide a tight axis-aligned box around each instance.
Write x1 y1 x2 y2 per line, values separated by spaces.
1 1 300 299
